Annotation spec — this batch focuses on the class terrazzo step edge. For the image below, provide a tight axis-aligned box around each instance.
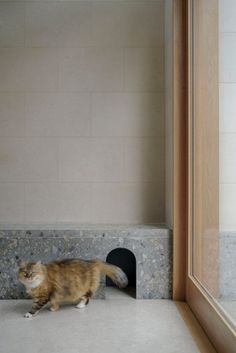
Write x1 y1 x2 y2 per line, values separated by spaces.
0 224 173 300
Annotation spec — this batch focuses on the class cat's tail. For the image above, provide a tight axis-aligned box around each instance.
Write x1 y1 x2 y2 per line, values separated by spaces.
97 261 128 288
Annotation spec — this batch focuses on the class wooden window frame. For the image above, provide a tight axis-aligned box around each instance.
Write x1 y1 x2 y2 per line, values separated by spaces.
173 0 188 302
173 1 236 352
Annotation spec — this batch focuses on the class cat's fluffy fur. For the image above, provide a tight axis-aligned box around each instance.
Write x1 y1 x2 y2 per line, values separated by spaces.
18 259 128 318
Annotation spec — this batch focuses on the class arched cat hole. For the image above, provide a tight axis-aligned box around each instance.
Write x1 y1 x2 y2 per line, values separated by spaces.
106 248 136 298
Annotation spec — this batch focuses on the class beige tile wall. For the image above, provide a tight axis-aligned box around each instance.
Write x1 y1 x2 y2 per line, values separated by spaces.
164 0 173 228
219 0 236 231
0 0 165 224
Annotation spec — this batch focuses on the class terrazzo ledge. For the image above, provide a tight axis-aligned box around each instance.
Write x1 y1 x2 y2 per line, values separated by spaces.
0 224 173 300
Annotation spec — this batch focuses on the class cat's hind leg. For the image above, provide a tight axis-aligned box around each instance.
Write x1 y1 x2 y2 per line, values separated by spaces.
75 291 92 309
75 297 87 309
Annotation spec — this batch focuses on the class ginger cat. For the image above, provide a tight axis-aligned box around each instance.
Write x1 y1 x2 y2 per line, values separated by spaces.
18 258 128 318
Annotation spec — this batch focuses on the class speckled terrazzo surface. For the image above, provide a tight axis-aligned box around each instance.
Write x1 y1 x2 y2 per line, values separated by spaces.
219 232 236 299
0 224 172 300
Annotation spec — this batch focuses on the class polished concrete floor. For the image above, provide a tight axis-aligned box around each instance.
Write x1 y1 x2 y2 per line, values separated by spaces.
0 288 201 353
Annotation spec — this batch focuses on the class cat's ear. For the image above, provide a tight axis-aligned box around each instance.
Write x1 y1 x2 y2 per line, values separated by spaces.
18 260 27 268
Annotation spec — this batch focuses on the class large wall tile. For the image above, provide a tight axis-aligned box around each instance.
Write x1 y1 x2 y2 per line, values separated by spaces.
59 138 124 182
0 93 25 137
22 49 59 91
220 33 236 83
60 47 123 92
0 2 24 47
25 93 90 137
88 138 124 182
125 48 164 92
25 183 90 223
91 2 124 46
25 183 58 222
91 182 164 223
165 0 173 228
24 138 58 182
0 49 58 91
59 48 92 91
25 2 91 47
0 138 58 182
122 1 164 47
220 1 236 232
0 138 25 181
165 130 172 226
91 47 124 91
92 93 164 137
25 2 61 47
220 84 236 132
0 49 25 91
220 184 236 231
219 0 236 33
59 138 91 182
124 137 164 182
0 183 24 223
220 134 236 184
57 183 91 222
92 0 164 47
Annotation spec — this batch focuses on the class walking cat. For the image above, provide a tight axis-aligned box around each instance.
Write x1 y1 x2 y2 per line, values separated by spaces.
18 258 128 318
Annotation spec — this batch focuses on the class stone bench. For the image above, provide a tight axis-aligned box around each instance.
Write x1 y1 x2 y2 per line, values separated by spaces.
0 224 172 299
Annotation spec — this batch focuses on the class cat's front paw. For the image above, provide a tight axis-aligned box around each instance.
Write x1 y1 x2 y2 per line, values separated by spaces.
24 312 33 318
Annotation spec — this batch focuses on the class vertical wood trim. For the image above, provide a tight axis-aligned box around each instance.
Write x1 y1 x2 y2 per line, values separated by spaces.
173 0 188 301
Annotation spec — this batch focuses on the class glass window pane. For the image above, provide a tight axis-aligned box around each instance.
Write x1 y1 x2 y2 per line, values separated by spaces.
192 0 236 329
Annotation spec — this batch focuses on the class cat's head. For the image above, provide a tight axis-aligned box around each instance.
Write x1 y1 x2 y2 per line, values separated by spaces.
18 260 45 288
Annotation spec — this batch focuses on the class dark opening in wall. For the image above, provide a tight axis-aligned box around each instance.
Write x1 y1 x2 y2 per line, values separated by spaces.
106 248 136 298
